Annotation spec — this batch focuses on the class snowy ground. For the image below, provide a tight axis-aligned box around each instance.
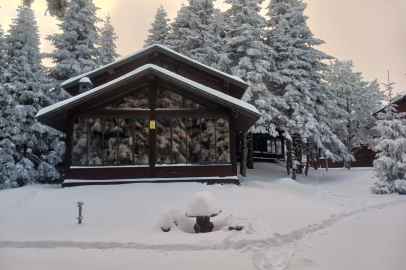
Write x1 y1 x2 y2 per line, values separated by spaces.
1 163 406 270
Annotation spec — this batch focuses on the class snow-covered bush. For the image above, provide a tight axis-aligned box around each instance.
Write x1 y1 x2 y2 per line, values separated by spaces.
371 105 406 195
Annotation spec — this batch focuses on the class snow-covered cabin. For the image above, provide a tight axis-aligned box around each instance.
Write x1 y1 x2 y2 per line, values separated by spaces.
36 45 260 187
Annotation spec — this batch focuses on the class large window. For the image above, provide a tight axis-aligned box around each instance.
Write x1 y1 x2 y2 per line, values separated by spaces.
71 117 149 166
156 117 230 164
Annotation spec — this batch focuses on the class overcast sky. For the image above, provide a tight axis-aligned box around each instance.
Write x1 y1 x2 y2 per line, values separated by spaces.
1 0 405 96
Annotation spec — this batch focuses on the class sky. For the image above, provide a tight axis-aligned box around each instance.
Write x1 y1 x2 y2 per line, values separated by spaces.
0 0 405 97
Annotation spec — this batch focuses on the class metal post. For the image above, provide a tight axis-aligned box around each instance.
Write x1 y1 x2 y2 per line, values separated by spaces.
77 201 84 224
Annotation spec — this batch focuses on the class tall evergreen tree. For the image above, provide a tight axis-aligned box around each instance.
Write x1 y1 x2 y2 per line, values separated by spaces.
0 23 7 75
324 60 384 164
98 14 121 65
371 105 406 194
266 0 351 177
167 0 227 67
144 4 171 48
0 3 65 189
46 0 102 81
223 0 277 133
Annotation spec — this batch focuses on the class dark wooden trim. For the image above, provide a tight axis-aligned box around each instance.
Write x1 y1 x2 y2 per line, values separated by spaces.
72 109 150 117
149 75 156 177
230 114 237 176
65 164 234 181
64 112 73 179
62 177 239 188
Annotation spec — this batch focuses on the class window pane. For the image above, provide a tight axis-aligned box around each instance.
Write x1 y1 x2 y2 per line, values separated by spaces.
118 119 134 165
103 88 149 109
187 118 201 163
276 138 282 155
72 119 88 165
266 139 275 154
88 119 103 165
103 119 118 165
156 118 171 164
202 118 216 163
157 88 206 109
216 118 230 163
135 118 149 164
172 118 187 164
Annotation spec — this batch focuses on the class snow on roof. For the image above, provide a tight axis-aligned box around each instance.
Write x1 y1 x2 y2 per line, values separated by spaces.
36 64 260 120
61 44 248 88
79 77 92 84
185 191 221 217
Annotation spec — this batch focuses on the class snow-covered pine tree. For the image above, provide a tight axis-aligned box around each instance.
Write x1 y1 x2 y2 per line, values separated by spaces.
222 0 277 134
266 0 352 177
324 60 384 168
221 0 279 171
166 0 227 68
0 3 65 189
46 0 102 81
144 4 171 48
371 105 406 194
0 23 7 75
98 14 121 65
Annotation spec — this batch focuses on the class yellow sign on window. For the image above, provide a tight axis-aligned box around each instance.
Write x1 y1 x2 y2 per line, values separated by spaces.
150 120 156 129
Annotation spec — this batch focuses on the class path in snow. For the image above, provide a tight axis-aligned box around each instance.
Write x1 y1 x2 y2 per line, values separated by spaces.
1 163 406 270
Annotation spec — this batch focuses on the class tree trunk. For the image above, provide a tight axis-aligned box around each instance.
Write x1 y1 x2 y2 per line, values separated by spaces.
312 145 319 170
240 132 247 177
305 142 310 176
247 132 254 169
294 137 303 174
286 139 292 175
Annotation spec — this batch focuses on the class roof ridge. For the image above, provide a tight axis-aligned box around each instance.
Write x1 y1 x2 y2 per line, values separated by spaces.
61 44 248 88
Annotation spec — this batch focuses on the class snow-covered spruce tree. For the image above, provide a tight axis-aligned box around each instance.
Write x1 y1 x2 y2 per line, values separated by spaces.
0 23 7 75
221 0 278 170
324 60 384 168
371 105 406 195
166 0 228 68
98 14 121 65
0 4 65 189
266 0 352 177
46 0 102 81
144 4 171 48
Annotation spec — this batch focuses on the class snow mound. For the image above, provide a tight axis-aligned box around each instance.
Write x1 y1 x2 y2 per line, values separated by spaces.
185 191 221 217
158 208 173 232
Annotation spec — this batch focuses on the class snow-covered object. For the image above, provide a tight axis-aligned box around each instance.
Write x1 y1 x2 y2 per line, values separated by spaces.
79 77 92 84
98 14 121 65
0 4 65 189
46 0 102 81
0 24 6 74
36 64 260 119
144 4 171 48
371 105 406 195
61 44 247 88
265 0 352 168
185 191 221 217
324 60 384 151
158 208 174 232
221 0 277 135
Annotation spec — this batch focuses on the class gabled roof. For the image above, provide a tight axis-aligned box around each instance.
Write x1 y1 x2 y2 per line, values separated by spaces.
36 64 260 133
373 93 406 117
61 44 248 94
